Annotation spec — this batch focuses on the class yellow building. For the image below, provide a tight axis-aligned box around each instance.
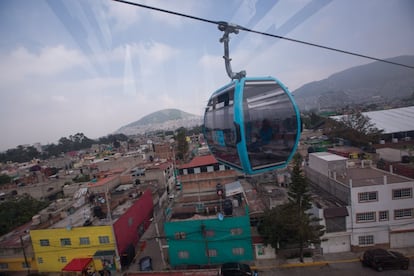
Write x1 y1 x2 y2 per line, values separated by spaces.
30 225 116 273
0 222 38 274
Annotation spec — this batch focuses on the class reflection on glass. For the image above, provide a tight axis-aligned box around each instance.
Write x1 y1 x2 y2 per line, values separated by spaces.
243 80 298 170
204 86 242 169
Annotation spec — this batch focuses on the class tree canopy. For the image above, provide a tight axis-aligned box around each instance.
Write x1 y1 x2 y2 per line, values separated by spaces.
175 127 189 160
0 195 49 236
325 112 383 146
259 154 325 261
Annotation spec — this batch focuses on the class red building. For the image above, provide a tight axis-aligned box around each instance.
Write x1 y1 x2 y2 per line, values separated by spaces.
113 188 154 266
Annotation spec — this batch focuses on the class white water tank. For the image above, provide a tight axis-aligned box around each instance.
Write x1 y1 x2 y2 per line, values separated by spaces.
32 215 41 225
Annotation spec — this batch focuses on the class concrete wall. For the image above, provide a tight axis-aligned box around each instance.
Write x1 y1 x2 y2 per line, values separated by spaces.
180 170 237 194
30 225 115 272
165 212 253 267
305 166 350 204
350 180 414 249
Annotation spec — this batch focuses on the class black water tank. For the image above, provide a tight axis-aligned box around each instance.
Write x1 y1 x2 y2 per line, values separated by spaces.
222 199 233 216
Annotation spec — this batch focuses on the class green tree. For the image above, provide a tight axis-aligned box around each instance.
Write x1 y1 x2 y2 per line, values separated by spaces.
0 174 12 185
259 154 325 262
288 154 325 262
258 204 299 251
325 112 383 146
0 195 49 235
175 127 189 160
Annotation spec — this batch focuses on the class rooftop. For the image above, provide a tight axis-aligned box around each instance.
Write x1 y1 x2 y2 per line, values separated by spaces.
179 155 218 170
169 180 257 221
339 167 412 187
311 152 348 161
331 106 414 134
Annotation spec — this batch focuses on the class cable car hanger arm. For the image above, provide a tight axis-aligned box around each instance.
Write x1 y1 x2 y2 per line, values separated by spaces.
218 22 246 80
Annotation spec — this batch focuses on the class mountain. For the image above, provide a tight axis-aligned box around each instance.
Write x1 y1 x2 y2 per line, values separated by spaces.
116 108 202 135
293 55 414 111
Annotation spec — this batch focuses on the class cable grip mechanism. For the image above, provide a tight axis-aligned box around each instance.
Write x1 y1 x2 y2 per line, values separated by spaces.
218 22 246 80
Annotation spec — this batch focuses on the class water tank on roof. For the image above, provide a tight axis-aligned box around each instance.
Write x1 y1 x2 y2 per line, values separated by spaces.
32 215 41 225
222 198 233 216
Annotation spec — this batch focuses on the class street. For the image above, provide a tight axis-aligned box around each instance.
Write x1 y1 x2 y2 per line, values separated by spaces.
255 261 414 276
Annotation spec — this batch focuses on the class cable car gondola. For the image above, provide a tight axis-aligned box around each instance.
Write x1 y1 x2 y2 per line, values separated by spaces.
204 22 301 175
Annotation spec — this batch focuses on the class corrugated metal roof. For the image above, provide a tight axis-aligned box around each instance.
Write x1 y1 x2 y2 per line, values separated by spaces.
331 106 414 134
363 106 414 134
179 155 218 169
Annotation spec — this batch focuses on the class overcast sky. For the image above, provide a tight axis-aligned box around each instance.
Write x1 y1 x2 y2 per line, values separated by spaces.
0 0 413 151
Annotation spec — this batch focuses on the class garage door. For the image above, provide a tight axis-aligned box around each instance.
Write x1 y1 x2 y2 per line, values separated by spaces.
390 231 414 248
322 235 351 253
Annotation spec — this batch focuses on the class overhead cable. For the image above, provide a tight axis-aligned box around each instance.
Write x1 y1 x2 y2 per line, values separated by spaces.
113 0 414 70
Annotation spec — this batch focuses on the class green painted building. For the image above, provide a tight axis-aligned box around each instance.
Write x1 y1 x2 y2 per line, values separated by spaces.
164 207 253 267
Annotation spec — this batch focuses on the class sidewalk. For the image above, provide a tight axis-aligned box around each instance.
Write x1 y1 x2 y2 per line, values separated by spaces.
251 247 414 270
125 247 414 275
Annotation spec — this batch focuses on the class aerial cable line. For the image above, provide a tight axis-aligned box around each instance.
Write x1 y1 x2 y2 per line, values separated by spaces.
113 0 414 70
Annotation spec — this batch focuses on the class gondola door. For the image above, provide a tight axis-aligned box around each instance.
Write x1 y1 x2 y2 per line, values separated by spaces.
204 82 243 170
239 77 301 173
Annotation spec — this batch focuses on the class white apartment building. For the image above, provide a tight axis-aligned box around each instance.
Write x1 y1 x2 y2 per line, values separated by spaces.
306 152 414 252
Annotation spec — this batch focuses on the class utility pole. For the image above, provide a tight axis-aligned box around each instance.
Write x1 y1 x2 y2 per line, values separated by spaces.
154 213 166 267
201 223 210 265
105 186 122 274
20 235 30 275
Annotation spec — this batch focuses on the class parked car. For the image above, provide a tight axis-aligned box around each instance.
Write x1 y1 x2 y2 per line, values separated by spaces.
138 256 153 271
361 248 409 271
219 262 254 275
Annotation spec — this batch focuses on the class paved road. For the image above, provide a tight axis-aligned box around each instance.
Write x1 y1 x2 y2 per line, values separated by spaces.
256 261 414 276
127 207 169 272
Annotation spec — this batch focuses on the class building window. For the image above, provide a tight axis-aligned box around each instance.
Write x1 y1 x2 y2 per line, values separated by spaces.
358 191 378 202
37 257 43 264
79 237 90 245
356 212 376 223
206 249 217 257
200 166 207 173
183 169 188 175
394 208 413 219
178 251 189 259
232 247 245 255
325 217 346 233
230 228 243 235
98 236 110 244
378 211 389 221
207 166 214 172
194 167 201 174
59 256 67 263
60 238 71 246
219 165 225 171
392 188 412 199
358 235 374 246
205 230 215 237
188 168 194 174
0 263 8 269
175 232 186 240
40 239 50 246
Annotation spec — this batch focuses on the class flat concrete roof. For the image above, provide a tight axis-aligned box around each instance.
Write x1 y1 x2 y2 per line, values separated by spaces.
310 152 348 161
338 167 412 187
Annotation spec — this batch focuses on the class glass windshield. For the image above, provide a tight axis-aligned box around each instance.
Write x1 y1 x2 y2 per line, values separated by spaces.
243 80 298 170
204 85 242 169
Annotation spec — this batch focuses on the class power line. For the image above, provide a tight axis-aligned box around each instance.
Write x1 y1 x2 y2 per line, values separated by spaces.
113 0 414 70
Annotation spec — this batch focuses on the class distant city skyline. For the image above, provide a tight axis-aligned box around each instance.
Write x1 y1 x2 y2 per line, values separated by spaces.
1 0 413 151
